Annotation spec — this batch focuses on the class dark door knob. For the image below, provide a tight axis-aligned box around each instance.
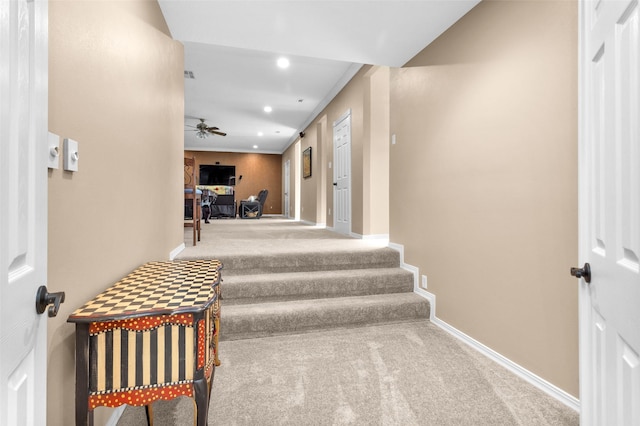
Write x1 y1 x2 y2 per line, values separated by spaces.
35 285 66 317
570 263 591 283
333 182 337 186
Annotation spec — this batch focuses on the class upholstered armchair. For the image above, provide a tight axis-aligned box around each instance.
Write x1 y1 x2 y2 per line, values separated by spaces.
239 189 268 219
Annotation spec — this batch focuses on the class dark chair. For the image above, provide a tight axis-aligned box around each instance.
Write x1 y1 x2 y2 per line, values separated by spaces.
256 189 268 218
239 189 268 219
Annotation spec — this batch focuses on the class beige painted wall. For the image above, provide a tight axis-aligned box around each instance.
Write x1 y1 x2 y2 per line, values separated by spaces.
315 116 329 225
391 0 579 396
47 1 184 424
301 133 318 222
282 66 367 230
283 65 390 236
363 67 390 236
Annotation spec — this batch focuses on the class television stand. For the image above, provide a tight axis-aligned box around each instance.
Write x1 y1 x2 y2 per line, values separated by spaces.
210 194 235 218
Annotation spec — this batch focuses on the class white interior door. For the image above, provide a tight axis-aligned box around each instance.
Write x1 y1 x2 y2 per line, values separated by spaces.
579 0 640 424
0 0 49 424
284 160 290 218
333 111 351 235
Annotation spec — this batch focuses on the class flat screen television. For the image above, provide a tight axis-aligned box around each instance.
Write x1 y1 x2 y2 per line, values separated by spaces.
199 164 236 186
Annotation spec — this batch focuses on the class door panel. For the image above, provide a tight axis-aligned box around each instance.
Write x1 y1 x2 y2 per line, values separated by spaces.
580 0 640 424
333 112 351 235
615 1 639 272
0 0 48 424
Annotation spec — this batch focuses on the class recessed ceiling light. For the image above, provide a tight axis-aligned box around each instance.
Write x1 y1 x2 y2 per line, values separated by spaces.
253 145 258 149
263 106 272 113
277 57 290 69
275 130 280 134
257 132 263 137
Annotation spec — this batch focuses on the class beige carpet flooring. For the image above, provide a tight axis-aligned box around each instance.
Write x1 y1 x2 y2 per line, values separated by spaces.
116 217 579 425
178 216 389 259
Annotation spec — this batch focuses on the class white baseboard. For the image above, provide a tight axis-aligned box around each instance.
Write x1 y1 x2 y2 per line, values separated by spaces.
169 243 185 260
355 233 389 243
431 313 580 412
350 232 389 245
388 242 419 288
300 219 326 228
414 287 436 320
106 405 126 426
387 241 580 413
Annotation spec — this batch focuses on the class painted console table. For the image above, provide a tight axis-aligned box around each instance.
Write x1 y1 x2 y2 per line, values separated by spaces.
68 259 222 426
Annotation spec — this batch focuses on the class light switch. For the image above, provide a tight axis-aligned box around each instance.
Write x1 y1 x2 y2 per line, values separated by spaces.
48 132 60 169
63 138 79 172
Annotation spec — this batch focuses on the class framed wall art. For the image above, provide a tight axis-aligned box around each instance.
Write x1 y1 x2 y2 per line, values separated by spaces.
302 147 312 178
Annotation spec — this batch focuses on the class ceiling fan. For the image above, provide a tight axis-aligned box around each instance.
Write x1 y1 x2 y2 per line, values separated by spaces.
186 118 227 139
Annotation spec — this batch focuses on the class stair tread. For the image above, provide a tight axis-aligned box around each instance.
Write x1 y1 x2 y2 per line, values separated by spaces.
223 267 413 283
223 292 426 316
221 267 414 305
220 292 429 341
214 247 401 275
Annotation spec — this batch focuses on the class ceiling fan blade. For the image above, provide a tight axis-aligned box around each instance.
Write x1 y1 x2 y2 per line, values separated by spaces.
185 118 225 136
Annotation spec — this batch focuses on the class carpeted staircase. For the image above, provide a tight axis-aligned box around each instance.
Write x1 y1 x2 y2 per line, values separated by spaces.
218 246 430 341
117 222 580 426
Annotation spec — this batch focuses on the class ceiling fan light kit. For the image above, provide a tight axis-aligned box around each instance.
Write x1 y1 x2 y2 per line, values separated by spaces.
186 118 227 139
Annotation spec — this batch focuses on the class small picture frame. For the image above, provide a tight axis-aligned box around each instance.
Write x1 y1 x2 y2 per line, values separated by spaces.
303 147 312 178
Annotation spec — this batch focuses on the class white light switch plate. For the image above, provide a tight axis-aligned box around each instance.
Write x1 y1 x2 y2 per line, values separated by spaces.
48 132 60 169
63 138 79 172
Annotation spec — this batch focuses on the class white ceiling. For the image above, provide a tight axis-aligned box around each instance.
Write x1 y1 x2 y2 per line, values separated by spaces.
158 0 480 154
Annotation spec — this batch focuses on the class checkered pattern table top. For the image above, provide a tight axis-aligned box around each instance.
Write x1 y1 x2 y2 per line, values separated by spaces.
68 260 222 323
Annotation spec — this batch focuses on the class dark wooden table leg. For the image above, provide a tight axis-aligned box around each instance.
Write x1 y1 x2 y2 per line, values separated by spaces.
75 324 91 425
145 404 153 426
194 378 209 426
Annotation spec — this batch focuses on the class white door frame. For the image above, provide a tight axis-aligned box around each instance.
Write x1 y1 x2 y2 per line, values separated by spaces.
333 110 352 235
284 159 290 218
0 0 49 424
294 140 301 221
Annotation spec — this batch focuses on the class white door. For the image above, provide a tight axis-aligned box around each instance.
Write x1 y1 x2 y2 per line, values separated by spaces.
0 0 49 424
333 111 351 235
579 0 640 424
284 160 290 218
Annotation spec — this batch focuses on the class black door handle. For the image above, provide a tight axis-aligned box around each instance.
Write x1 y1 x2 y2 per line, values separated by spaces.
570 263 591 283
333 182 337 186
35 285 66 317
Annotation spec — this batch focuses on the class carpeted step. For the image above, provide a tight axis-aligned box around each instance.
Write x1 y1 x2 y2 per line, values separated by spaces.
213 246 400 276
221 268 414 305
220 293 430 341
